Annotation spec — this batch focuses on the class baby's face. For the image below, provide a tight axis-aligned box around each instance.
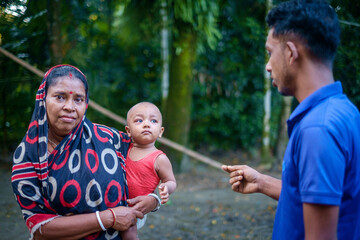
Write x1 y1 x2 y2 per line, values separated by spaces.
126 103 164 145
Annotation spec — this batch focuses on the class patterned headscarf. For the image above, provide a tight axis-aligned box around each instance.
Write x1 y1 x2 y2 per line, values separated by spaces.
11 65 131 239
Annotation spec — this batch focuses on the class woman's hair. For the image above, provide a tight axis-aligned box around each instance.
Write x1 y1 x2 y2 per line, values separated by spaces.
266 0 340 64
44 65 88 95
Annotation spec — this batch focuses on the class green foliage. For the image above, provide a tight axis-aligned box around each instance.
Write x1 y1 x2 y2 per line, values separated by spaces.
171 0 221 52
0 60 39 152
65 0 163 122
0 1 41 154
332 0 360 109
1 0 359 160
191 0 268 151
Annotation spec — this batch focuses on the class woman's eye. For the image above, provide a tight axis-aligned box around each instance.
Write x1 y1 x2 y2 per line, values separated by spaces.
56 95 64 100
75 98 84 103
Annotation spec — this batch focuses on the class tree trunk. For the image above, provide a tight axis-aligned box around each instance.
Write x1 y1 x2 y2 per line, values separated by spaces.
163 23 195 173
261 68 272 164
275 96 292 165
261 0 273 166
47 0 63 65
1 84 8 160
160 0 170 111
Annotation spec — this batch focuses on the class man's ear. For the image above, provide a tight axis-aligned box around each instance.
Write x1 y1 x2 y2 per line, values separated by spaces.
286 41 299 65
159 127 165 138
125 125 131 137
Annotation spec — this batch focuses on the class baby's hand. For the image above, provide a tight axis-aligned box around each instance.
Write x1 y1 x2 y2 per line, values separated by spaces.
159 184 169 204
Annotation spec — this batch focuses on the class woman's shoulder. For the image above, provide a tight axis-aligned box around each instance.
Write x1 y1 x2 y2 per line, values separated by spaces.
91 123 129 138
84 120 131 149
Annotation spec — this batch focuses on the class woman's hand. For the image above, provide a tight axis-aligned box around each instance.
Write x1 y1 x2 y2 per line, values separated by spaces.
111 206 143 231
127 195 158 214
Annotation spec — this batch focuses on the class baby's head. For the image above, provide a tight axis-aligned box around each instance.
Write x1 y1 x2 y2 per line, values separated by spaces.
125 102 164 144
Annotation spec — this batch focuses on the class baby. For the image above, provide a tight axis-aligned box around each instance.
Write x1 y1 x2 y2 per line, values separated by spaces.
122 102 177 239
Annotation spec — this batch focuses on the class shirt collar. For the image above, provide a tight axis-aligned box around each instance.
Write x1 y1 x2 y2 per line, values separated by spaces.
287 81 343 136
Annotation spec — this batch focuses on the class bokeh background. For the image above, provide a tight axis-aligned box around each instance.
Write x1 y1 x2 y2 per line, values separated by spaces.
1 0 359 169
0 0 359 239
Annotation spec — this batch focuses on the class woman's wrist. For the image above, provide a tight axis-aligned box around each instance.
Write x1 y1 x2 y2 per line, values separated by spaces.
108 209 116 228
96 211 106 231
98 209 116 230
148 193 161 212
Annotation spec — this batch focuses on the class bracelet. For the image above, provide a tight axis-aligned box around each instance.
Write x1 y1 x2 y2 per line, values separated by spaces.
109 208 116 228
95 211 106 231
148 193 161 212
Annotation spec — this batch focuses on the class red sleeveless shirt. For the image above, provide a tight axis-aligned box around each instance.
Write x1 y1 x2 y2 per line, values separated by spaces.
126 144 163 199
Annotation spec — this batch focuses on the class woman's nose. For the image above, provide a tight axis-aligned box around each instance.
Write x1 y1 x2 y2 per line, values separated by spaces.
63 100 75 111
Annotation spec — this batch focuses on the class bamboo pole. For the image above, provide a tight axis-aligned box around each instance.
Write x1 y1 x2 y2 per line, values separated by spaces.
89 100 223 170
0 47 45 77
0 47 224 170
88 100 127 125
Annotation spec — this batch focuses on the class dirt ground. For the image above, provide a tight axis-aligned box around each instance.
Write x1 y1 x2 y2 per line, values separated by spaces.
0 155 280 240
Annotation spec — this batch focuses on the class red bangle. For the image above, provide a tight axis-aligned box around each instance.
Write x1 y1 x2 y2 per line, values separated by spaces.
109 209 116 228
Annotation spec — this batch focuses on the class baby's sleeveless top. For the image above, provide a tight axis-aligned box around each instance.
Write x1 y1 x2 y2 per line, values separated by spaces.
126 146 163 199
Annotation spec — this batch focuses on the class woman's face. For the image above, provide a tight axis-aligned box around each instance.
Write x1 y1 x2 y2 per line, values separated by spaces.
45 76 86 139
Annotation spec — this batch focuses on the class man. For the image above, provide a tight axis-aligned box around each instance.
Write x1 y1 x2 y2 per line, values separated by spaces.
222 1 360 239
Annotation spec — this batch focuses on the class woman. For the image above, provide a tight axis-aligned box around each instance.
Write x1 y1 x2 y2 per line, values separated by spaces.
11 65 159 239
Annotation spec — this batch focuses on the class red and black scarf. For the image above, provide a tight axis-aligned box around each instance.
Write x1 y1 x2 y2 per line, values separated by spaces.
11 65 131 239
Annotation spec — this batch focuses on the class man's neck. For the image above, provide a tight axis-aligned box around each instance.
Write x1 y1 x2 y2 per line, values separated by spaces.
295 60 334 103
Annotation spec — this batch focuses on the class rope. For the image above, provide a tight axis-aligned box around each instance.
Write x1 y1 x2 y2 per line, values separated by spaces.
0 46 224 170
89 100 223 170
0 47 44 77
339 20 360 28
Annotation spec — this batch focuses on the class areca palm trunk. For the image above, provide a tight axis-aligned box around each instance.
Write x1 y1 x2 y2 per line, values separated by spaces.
275 96 293 166
47 0 63 65
160 0 170 109
163 23 196 173
261 0 273 166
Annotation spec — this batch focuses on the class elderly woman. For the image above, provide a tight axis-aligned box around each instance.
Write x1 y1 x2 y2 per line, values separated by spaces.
11 65 159 239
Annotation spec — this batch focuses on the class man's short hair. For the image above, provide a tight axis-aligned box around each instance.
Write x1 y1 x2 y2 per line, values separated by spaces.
266 0 340 64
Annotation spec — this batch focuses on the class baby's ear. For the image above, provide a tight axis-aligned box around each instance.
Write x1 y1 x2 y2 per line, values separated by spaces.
125 125 131 137
159 127 165 138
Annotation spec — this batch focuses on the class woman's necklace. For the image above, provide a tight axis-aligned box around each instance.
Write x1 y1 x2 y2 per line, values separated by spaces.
48 138 58 155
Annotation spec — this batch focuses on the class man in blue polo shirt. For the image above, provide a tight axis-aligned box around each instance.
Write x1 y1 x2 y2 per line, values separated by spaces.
222 0 360 239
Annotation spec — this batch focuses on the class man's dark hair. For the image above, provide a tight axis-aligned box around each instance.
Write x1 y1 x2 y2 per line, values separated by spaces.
266 0 340 64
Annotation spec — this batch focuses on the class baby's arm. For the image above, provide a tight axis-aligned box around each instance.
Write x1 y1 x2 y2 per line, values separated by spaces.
120 225 138 240
155 154 177 204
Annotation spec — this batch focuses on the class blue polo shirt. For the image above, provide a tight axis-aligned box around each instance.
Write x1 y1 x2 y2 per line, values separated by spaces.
272 82 360 240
